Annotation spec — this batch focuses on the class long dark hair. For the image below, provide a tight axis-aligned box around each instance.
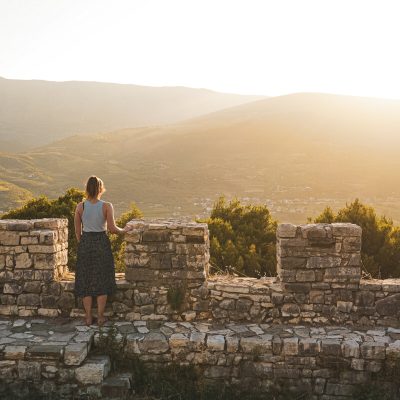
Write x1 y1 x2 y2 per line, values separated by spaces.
85 176 105 199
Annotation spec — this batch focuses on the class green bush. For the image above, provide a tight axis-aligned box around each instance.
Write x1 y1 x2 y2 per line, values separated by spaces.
199 196 277 278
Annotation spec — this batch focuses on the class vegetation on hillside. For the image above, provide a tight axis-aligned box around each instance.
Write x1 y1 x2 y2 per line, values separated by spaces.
0 188 142 272
310 198 400 279
199 196 277 277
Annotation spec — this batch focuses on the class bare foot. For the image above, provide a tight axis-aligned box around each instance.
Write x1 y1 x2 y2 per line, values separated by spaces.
85 315 93 326
97 316 107 327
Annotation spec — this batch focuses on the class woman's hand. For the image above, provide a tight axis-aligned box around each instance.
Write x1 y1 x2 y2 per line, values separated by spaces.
122 224 134 233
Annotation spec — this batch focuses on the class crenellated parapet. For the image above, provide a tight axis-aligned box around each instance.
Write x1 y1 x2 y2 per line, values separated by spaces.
1 218 400 328
0 218 69 317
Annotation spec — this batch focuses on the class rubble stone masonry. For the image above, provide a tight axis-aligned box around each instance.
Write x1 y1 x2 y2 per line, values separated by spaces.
2 218 400 398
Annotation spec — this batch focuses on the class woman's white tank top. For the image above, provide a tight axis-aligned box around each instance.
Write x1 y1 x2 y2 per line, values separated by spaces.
82 200 107 232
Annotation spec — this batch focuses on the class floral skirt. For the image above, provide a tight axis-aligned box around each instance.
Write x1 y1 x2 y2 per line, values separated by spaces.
74 231 117 297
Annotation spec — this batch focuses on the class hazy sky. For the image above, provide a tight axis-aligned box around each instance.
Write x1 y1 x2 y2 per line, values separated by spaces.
1 0 400 98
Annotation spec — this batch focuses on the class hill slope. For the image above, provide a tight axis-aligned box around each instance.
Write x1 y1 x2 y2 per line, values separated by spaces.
2 92 400 222
0 77 264 151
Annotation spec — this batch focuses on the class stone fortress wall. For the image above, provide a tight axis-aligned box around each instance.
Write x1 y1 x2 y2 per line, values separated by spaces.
2 218 400 399
1 218 400 327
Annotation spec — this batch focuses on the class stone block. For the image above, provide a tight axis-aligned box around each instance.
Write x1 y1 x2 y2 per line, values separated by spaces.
300 224 331 239
240 334 272 353
57 292 75 309
42 282 62 296
282 337 299 356
23 281 42 293
38 308 59 317
4 345 27 359
149 253 172 269
386 341 400 359
26 344 64 360
33 253 57 269
189 332 206 350
39 230 58 244
101 372 133 398
15 253 32 269
299 338 320 356
376 294 400 317
4 283 22 294
306 256 341 269
138 332 169 354
321 339 342 356
0 305 19 315
281 303 300 317
75 355 111 384
28 244 58 254
280 257 307 270
310 290 324 304
169 333 189 348
342 340 360 358
18 360 41 380
219 299 235 310
343 237 361 252
226 336 239 352
296 270 316 282
337 301 353 313
215 284 249 294
142 230 170 242
64 342 88 365
17 293 40 306
282 283 311 293
20 236 39 245
360 342 386 359
236 299 252 312
277 224 298 238
0 231 20 245
207 334 225 351
125 268 159 282
331 223 362 236
324 267 360 283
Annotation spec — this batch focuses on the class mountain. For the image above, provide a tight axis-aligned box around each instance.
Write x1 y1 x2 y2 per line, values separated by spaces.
0 77 265 151
2 92 400 223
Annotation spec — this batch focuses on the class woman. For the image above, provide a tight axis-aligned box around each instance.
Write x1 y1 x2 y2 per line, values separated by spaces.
74 176 132 326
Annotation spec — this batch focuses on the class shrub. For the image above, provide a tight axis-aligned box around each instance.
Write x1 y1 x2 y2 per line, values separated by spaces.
199 196 277 278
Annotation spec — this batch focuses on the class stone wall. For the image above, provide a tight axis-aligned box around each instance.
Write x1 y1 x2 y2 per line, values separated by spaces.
209 223 400 327
122 220 210 321
2 218 400 398
0 219 71 318
2 219 400 328
1 318 400 399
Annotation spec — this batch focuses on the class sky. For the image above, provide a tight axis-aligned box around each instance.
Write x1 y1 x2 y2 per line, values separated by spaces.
1 0 400 98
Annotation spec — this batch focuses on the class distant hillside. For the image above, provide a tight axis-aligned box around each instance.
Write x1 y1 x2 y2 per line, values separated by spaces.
0 77 264 151
2 92 400 223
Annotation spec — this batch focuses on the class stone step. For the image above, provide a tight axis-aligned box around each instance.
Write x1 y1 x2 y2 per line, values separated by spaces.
101 372 134 399
75 354 111 385
0 318 95 368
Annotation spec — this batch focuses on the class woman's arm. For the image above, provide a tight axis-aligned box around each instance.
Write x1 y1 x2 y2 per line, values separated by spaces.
105 202 132 234
74 202 83 242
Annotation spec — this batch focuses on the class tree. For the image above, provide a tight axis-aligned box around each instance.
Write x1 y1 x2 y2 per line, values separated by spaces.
199 196 277 277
